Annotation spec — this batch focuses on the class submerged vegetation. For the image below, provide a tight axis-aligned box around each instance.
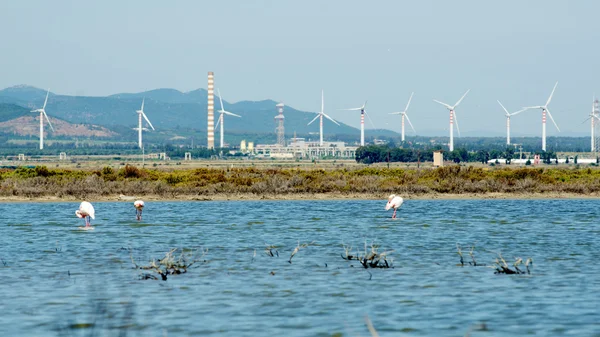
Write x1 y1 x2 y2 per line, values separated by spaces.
2 164 600 199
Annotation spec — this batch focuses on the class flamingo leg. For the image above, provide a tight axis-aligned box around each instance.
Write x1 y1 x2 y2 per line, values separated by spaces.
86 216 91 227
392 208 397 219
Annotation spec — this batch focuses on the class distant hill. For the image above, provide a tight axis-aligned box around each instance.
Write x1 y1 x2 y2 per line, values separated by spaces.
0 86 396 142
0 103 30 122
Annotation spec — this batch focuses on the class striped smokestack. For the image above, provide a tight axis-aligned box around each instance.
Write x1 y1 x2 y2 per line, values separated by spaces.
207 72 215 148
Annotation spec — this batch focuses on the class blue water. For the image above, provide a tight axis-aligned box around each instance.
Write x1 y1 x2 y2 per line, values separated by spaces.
0 199 599 336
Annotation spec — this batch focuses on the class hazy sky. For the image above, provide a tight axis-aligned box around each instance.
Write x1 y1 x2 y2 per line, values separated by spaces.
1 1 598 137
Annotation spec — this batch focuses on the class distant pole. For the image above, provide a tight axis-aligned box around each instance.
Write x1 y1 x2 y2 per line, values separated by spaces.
387 150 390 169
142 145 145 167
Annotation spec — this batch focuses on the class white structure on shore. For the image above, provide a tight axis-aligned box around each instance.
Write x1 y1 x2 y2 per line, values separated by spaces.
254 137 357 159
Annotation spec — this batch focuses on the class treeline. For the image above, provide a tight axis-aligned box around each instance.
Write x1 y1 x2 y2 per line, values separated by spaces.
355 145 598 165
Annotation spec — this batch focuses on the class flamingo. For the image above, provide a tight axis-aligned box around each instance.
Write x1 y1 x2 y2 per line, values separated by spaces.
134 200 144 221
75 201 95 227
385 194 404 219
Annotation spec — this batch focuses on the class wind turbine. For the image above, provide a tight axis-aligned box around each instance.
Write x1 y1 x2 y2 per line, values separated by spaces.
389 92 415 142
523 82 560 152
583 96 600 152
340 100 375 146
135 98 155 149
433 89 470 151
308 90 339 146
30 89 54 150
497 100 528 146
216 89 241 148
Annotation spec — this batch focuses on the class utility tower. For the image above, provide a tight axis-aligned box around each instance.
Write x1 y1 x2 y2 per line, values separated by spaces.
275 102 285 146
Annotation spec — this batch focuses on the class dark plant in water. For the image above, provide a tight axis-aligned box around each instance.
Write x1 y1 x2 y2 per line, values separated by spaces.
456 243 485 267
130 247 208 281
492 253 532 275
341 241 394 269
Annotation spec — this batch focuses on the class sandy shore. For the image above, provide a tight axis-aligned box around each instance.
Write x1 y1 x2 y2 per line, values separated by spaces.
1 191 599 203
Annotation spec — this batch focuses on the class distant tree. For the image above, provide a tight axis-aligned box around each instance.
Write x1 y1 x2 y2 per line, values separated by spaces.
565 156 569 164
505 147 514 164
574 155 578 164
526 159 532 166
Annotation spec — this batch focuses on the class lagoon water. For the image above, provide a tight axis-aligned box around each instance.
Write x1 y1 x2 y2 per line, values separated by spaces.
0 199 599 336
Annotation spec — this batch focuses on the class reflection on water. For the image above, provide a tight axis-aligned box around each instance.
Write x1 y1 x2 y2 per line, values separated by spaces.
0 199 599 336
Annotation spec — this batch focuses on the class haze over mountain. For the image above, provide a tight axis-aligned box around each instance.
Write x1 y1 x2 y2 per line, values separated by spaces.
0 85 399 144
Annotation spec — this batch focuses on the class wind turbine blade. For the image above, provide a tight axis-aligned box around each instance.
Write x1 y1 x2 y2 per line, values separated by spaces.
223 110 241 117
42 110 54 132
142 112 155 130
510 108 529 116
365 110 376 129
454 89 470 107
388 112 402 115
321 112 340 126
339 107 363 111
218 89 225 111
454 111 461 137
497 100 510 115
404 92 414 112
363 100 368 110
405 114 416 133
582 116 592 124
433 99 452 109
307 113 320 126
43 89 50 109
545 81 558 107
321 90 324 114
523 106 543 110
546 108 560 132
140 98 145 112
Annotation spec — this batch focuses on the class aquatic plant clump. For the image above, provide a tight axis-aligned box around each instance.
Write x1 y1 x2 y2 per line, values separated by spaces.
341 241 394 269
456 243 532 275
130 247 208 281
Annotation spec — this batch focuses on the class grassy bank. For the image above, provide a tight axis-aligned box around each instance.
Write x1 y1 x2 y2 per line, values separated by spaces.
1 165 600 201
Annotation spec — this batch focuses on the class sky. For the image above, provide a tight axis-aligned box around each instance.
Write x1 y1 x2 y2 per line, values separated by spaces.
1 0 598 137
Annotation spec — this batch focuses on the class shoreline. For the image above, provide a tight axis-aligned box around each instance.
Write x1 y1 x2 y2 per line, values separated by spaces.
1 191 599 203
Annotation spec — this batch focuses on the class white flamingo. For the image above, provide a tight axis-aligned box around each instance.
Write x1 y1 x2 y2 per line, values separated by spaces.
75 201 95 227
385 194 404 219
134 200 144 221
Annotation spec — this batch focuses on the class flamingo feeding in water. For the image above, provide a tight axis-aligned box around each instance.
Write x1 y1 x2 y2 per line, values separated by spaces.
75 201 95 227
385 194 404 219
134 200 144 221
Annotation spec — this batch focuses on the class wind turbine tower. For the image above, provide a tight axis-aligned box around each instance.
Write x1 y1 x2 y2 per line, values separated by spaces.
308 90 339 146
590 98 600 157
389 92 415 142
433 89 470 151
215 89 241 148
30 89 54 150
275 102 285 146
207 72 215 149
341 100 371 146
497 100 527 146
523 82 560 152
135 99 155 149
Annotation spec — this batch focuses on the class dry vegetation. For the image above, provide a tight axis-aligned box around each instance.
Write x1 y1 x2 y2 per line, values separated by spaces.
2 164 600 200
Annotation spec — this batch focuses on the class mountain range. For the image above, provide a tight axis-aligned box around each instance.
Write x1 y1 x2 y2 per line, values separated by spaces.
0 85 398 145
